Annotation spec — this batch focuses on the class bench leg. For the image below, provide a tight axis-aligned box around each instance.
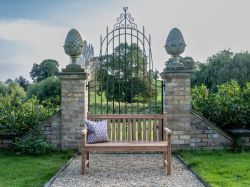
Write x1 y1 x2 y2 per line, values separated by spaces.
81 149 87 175
87 151 90 168
163 150 172 175
167 147 172 175
163 151 167 167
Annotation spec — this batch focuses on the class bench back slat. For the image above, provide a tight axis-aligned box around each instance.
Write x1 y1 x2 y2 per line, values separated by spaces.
132 119 136 141
107 119 111 140
87 113 167 142
143 119 146 141
158 119 163 141
153 119 157 141
122 119 126 141
138 119 141 141
148 120 151 141
127 119 131 142
112 120 115 141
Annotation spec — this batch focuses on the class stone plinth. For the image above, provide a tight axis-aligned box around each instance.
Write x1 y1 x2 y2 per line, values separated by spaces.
161 65 193 148
58 64 88 150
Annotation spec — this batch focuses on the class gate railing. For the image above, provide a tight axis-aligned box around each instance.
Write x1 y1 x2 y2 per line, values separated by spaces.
88 7 164 114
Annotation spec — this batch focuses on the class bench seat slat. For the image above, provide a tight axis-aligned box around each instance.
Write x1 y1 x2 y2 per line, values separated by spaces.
86 141 168 146
85 141 168 152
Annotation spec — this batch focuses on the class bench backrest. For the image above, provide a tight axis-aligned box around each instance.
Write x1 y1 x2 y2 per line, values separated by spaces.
87 113 167 142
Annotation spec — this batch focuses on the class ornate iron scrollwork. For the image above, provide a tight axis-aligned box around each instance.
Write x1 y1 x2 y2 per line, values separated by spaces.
114 7 137 29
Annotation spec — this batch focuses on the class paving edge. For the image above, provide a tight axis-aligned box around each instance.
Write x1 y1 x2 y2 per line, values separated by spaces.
175 155 210 187
43 153 78 187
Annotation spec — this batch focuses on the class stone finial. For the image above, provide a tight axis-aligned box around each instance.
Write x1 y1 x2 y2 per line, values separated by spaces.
165 28 186 65
64 29 84 64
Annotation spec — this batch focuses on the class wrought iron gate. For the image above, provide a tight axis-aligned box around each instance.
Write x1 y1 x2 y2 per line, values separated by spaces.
88 7 164 114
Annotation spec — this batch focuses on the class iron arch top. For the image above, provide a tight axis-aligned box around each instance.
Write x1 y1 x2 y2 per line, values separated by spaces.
114 7 137 29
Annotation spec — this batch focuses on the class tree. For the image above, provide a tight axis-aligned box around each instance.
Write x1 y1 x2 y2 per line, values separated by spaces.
97 43 155 103
0 81 8 96
191 50 233 91
27 77 61 105
191 50 250 91
218 52 250 87
30 59 59 82
5 79 13 84
14 76 30 90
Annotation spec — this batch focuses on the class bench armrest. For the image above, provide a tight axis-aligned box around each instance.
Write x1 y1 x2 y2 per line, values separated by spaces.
82 129 87 136
82 128 87 146
164 127 172 135
164 127 172 148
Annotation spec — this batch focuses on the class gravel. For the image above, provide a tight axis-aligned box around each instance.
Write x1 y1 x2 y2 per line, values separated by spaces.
51 154 205 187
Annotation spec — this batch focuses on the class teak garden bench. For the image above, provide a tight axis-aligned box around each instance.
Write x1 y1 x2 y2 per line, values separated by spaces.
81 112 172 175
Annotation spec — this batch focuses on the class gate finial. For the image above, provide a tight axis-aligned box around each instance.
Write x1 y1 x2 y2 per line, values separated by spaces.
123 7 128 12
165 28 186 65
64 28 84 65
114 7 137 29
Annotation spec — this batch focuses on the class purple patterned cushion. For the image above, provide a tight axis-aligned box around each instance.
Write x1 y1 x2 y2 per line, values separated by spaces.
85 120 109 144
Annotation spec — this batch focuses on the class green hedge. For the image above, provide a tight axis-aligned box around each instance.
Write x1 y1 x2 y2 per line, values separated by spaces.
192 80 250 129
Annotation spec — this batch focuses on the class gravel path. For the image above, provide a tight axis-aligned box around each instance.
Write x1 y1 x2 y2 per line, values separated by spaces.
51 154 204 187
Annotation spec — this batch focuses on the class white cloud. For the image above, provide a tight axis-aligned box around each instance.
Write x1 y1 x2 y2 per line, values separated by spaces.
0 19 71 81
0 19 68 45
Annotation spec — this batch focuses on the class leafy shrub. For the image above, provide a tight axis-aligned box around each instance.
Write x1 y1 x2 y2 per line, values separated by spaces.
0 96 57 136
192 80 250 129
15 130 54 155
27 77 61 105
0 82 26 98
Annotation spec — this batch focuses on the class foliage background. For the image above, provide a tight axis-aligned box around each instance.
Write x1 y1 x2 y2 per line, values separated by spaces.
192 80 250 129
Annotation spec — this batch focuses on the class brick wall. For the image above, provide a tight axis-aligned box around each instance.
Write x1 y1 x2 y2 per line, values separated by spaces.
189 110 233 149
39 110 62 149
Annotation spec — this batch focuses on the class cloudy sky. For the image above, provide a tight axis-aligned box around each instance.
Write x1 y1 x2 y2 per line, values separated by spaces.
0 0 250 82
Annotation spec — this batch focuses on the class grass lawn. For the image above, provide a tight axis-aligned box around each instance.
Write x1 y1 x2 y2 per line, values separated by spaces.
0 150 75 187
178 150 250 187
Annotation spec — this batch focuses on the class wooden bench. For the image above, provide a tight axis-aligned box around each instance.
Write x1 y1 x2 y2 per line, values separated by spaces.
81 112 172 175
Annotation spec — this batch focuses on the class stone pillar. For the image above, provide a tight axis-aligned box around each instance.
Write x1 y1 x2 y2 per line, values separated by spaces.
58 28 88 150
58 65 88 150
161 28 193 149
161 67 192 148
